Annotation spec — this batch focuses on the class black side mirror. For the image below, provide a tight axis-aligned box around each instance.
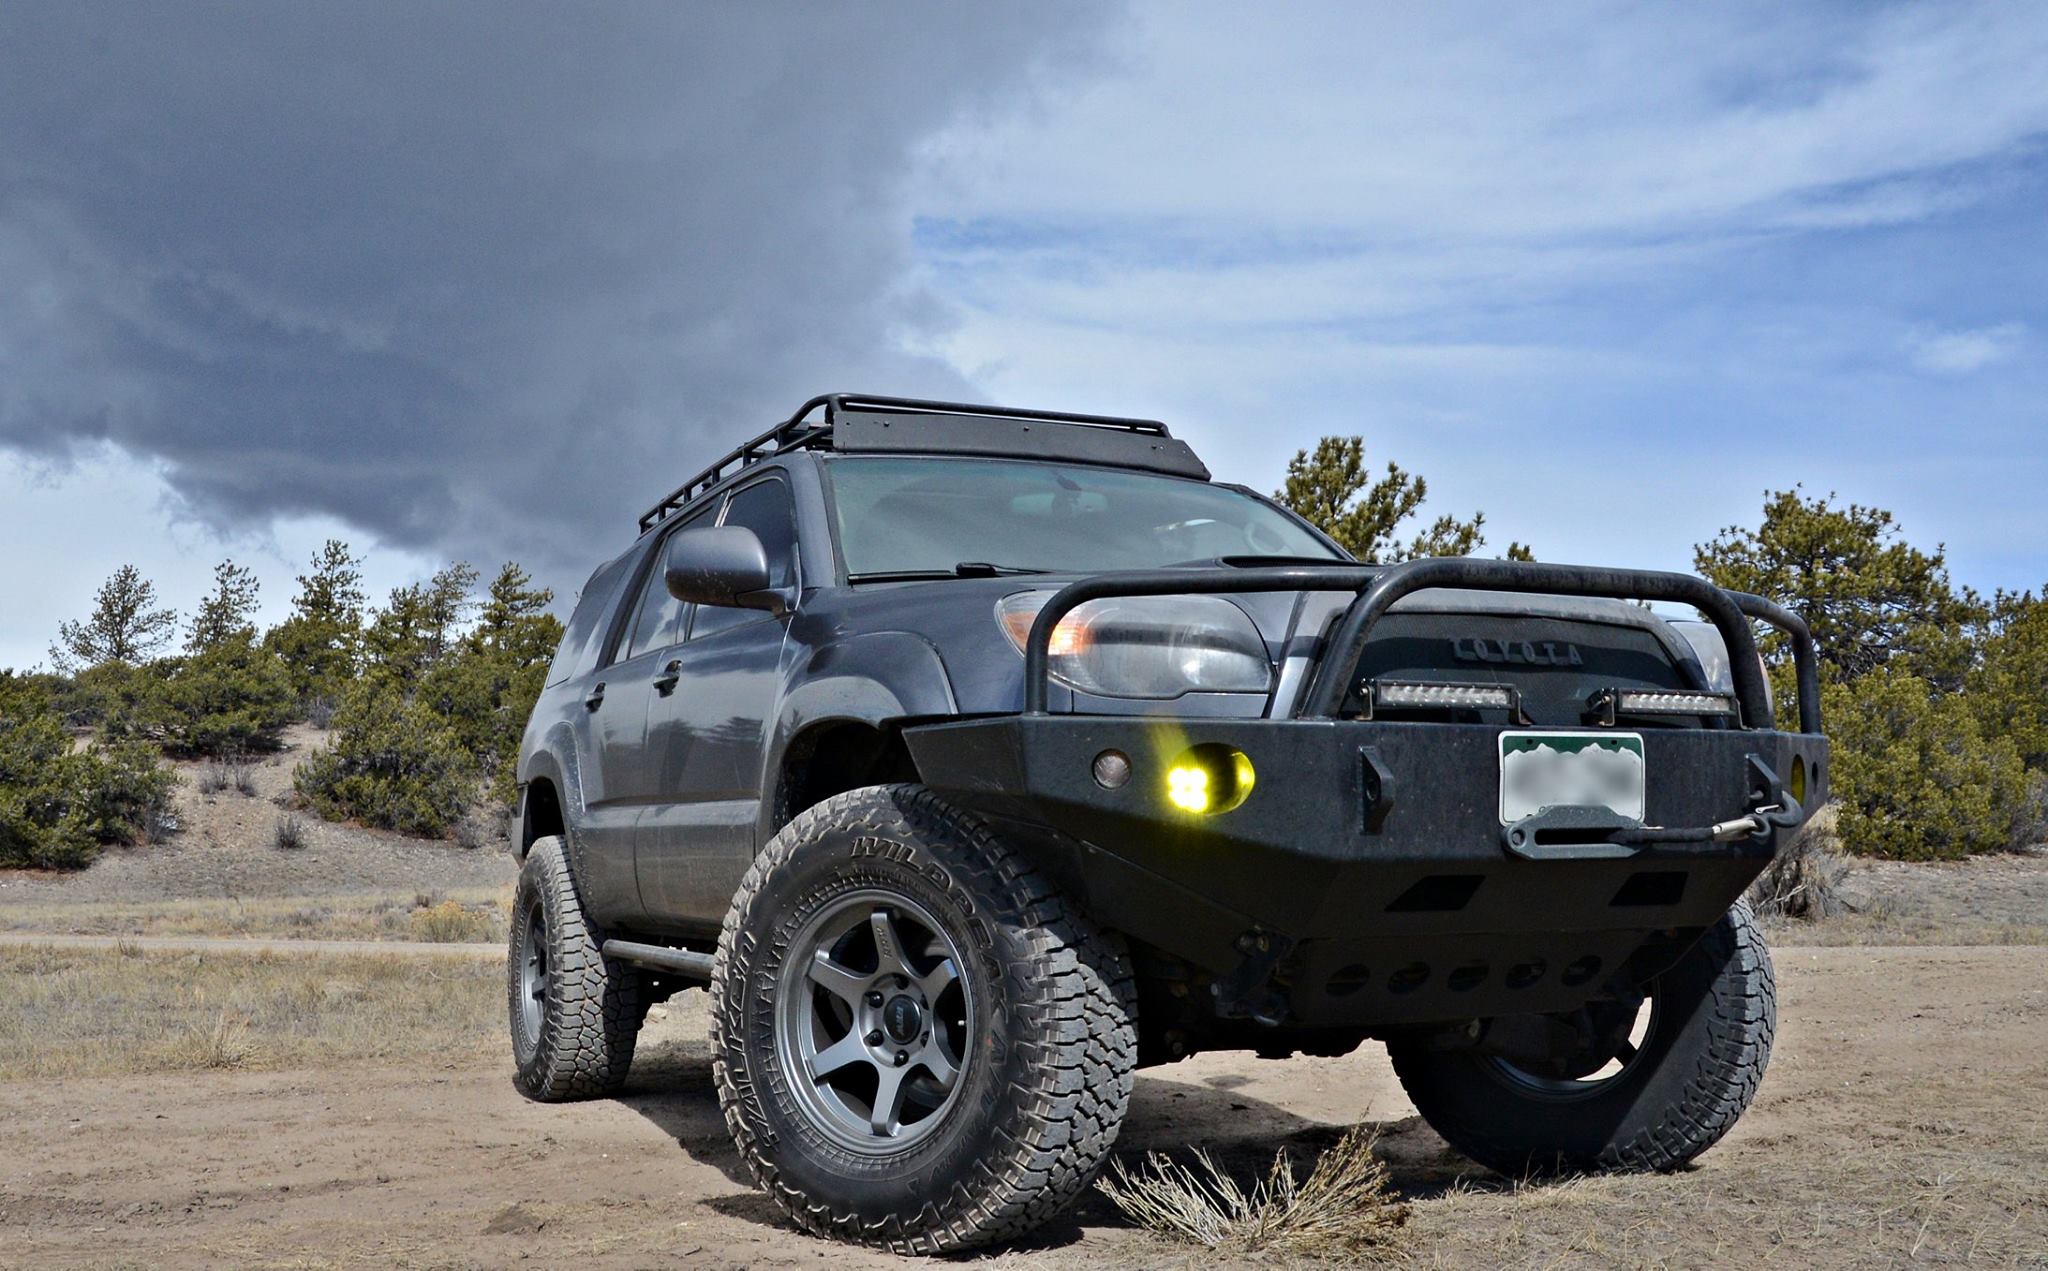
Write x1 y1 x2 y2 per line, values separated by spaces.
663 526 787 614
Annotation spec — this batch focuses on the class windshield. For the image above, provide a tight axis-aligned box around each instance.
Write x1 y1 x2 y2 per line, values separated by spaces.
823 455 1342 577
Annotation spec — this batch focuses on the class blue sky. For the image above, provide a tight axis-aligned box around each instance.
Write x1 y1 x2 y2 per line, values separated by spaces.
1 2 2043 668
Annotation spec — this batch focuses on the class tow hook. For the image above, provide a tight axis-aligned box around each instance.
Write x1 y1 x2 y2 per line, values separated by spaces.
1210 928 1296 1026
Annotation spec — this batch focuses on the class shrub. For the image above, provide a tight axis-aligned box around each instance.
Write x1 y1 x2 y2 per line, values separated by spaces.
409 899 495 943
1826 669 2032 860
80 739 180 846
145 634 295 757
274 813 306 850
294 683 478 838
0 677 176 869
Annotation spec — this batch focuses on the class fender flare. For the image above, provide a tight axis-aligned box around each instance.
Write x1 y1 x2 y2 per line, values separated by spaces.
517 721 594 876
757 632 958 838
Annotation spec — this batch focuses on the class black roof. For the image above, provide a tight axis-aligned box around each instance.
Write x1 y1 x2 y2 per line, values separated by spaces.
638 393 1210 532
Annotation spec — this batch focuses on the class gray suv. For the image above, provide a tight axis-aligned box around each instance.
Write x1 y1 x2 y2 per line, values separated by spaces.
507 394 1827 1253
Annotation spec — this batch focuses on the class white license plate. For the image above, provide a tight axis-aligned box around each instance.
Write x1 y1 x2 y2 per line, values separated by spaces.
1498 731 1646 825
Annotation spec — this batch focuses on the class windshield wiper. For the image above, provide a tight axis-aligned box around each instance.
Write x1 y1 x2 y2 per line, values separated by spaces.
952 561 1049 578
845 562 1051 584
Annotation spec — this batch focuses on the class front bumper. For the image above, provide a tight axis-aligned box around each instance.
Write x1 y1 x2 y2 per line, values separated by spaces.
904 714 1827 1029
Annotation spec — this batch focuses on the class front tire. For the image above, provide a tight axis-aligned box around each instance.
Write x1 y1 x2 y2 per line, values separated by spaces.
1390 900 1775 1176
712 785 1137 1254
508 835 646 1101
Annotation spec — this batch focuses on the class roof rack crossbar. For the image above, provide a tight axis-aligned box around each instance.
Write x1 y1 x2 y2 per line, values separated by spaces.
636 393 1183 533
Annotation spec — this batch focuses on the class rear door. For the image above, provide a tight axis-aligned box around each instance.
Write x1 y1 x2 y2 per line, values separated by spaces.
635 474 800 929
581 506 710 917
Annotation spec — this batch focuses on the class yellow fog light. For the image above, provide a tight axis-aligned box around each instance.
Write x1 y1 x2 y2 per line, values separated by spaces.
1789 755 1807 805
1165 744 1255 815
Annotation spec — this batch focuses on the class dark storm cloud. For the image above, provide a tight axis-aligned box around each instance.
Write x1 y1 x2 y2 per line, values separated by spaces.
0 3 1106 581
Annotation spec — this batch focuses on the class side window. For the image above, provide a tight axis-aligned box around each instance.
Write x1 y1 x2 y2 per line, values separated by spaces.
617 507 711 663
547 553 632 685
690 477 797 640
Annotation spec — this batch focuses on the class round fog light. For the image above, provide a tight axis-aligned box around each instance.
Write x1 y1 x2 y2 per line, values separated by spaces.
1092 749 1132 790
1164 743 1255 815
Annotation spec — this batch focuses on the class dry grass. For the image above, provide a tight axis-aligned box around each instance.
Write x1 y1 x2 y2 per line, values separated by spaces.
1402 1137 2048 1268
0 944 503 1080
1749 802 1850 919
0 886 511 943
1100 1125 1408 1261
409 897 499 943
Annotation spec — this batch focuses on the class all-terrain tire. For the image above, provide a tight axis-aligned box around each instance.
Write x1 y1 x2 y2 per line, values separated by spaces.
1390 900 1775 1176
711 784 1137 1254
508 835 645 1101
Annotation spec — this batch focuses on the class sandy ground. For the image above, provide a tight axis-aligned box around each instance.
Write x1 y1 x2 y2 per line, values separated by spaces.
3 944 2042 1270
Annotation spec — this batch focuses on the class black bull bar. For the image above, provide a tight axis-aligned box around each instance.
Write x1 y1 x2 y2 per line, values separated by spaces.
905 559 1826 1030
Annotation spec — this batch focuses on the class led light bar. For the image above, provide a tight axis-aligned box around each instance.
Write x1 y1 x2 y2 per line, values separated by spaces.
1368 679 1519 717
1588 688 1738 724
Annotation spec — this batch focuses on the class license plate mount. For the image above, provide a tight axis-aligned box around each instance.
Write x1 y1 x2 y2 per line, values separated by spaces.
1498 730 1646 826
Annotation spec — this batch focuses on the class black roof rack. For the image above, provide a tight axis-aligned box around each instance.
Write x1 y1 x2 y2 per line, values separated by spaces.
637 393 1208 532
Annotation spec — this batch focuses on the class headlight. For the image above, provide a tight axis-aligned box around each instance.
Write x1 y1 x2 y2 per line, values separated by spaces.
997 592 1274 699
1670 618 1773 715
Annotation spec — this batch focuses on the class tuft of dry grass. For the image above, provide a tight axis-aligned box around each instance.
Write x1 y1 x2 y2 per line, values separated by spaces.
1099 1125 1408 1261
409 898 499 943
274 812 307 850
1750 801 1849 919
0 944 503 1080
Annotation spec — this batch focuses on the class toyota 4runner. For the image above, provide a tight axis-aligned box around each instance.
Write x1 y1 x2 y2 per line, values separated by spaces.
507 393 1827 1253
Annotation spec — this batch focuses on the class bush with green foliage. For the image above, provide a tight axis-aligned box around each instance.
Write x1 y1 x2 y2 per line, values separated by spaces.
0 676 176 869
145 634 296 756
293 682 478 838
1821 668 2033 861
1970 588 2048 773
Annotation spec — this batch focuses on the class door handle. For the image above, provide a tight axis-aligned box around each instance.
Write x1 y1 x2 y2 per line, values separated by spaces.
585 681 606 711
652 659 683 696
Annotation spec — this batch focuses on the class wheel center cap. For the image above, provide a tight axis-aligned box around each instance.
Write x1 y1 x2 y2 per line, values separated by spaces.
882 995 923 1044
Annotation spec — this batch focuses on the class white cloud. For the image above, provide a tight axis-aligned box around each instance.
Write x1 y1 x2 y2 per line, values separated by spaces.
1906 323 2026 374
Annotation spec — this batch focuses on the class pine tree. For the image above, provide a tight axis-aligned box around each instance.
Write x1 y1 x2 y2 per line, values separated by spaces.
186 559 262 652
266 540 366 704
51 565 178 673
1274 436 1529 562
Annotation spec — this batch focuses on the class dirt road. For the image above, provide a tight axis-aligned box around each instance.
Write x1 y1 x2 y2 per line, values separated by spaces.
5 945 2044 1269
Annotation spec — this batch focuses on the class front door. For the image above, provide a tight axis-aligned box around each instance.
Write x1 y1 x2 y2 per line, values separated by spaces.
635 475 800 930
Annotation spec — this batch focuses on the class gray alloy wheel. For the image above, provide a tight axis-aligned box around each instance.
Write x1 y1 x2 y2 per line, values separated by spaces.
515 899 548 1052
775 889 974 1154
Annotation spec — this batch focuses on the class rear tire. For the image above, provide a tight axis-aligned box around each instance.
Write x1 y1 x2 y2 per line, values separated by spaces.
1390 900 1775 1176
712 785 1137 1254
508 835 645 1101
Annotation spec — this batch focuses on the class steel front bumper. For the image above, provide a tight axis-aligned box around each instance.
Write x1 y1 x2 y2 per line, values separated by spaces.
904 715 1828 1029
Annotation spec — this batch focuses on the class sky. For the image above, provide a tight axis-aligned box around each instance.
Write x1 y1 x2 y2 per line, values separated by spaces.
2 1 2043 669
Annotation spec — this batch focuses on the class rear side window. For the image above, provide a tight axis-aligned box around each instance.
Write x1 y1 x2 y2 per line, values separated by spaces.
690 477 797 641
546 554 633 686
